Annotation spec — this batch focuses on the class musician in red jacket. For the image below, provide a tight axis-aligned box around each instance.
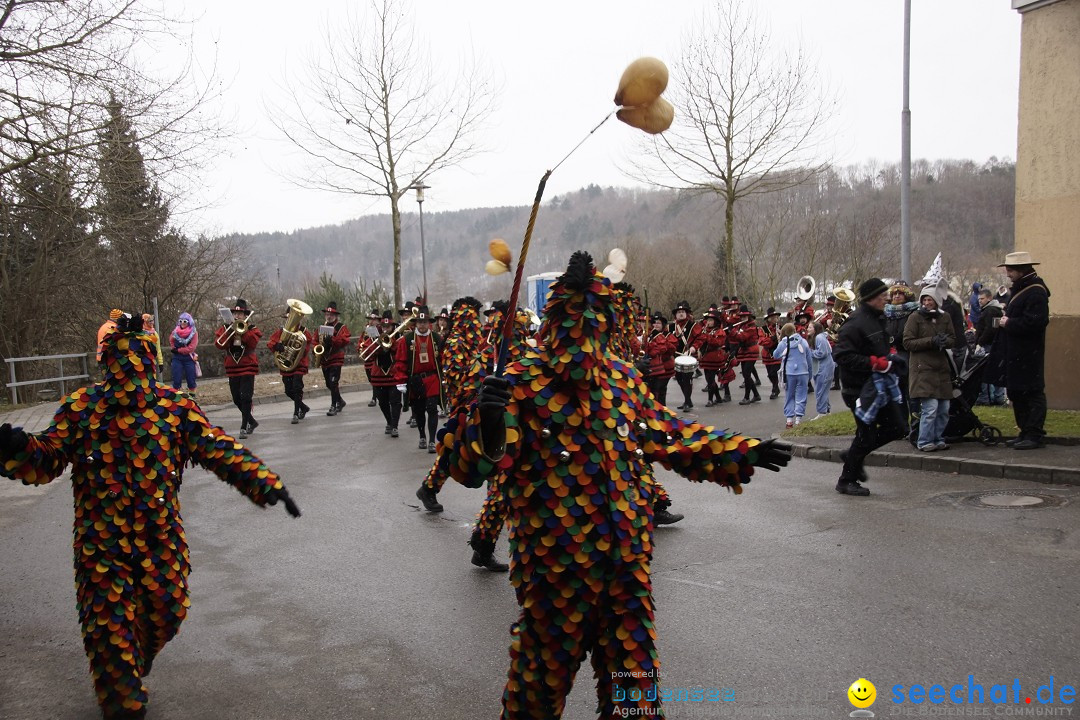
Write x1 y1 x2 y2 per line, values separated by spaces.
669 300 701 411
734 305 762 405
360 310 381 406
267 307 315 424
368 311 406 437
214 298 262 438
643 313 676 406
396 306 444 452
760 307 783 400
698 310 732 407
318 302 352 416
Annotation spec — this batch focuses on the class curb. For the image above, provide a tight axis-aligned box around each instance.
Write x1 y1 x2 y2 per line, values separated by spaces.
788 442 1080 486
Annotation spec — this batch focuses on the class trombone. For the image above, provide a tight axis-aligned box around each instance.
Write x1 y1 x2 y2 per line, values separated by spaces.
215 308 254 348
359 307 418 362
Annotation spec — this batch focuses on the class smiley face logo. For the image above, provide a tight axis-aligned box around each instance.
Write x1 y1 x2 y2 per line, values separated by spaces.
848 678 877 709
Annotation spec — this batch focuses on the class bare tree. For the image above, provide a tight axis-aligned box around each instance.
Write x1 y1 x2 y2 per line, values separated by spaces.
271 0 495 310
629 0 835 294
0 0 228 195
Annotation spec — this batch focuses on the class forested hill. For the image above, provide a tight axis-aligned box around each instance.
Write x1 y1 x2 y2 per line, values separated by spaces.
227 158 1014 314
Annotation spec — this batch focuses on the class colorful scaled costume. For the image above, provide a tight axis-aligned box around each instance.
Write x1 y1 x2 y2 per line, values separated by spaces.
418 306 534 572
444 252 788 720
0 319 298 720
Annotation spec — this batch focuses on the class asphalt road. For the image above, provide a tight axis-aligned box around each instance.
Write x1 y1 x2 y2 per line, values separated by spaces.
1 386 1077 719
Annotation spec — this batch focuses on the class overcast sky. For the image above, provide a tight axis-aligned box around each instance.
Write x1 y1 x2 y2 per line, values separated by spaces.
178 0 1022 236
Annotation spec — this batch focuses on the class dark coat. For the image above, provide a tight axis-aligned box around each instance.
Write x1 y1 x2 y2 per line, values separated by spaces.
1001 272 1050 392
833 302 893 398
974 301 1003 348
903 309 955 399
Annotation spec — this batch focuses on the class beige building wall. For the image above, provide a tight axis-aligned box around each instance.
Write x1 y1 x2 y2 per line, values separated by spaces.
1015 0 1080 409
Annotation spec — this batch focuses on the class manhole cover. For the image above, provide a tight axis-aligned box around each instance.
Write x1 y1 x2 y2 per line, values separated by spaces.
931 490 1069 510
980 494 1043 507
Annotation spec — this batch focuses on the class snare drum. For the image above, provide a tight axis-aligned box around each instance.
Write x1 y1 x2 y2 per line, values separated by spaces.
674 355 699 375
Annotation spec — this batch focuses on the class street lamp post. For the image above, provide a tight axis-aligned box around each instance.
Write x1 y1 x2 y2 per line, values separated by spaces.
413 183 430 303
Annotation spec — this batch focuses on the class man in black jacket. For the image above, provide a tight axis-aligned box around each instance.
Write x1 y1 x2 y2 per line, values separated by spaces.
997 252 1050 449
832 278 909 496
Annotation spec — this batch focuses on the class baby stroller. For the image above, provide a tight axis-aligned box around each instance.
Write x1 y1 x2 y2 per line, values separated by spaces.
944 349 1003 444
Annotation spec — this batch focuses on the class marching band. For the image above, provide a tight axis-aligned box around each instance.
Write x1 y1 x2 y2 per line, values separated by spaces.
201 274 851 437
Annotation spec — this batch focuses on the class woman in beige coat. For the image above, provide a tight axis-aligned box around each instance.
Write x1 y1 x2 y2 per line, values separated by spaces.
903 284 957 451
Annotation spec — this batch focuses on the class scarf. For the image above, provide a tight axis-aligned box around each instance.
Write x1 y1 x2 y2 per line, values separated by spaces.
884 301 919 319
172 325 194 347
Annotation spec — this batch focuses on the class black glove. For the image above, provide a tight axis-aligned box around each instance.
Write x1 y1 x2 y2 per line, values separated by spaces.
887 353 908 374
0 423 28 456
478 375 511 422
265 487 301 518
752 438 792 473
932 333 949 351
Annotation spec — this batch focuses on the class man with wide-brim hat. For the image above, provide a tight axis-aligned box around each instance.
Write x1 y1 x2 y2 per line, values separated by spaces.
995 251 1050 449
360 310 382 406
319 301 351 416
669 300 699 411
397 305 444 453
214 298 262 438
761 307 783 400
832 278 909 495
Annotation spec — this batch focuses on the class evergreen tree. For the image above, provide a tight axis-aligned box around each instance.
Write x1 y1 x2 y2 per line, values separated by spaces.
0 159 96 359
94 95 171 312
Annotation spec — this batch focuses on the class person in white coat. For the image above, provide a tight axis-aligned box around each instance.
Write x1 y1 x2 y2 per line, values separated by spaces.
772 323 811 428
808 321 834 417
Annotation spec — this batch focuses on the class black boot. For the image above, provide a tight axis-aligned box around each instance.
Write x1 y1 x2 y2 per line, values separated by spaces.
770 384 780 399
469 536 508 572
653 504 685 525
416 485 443 512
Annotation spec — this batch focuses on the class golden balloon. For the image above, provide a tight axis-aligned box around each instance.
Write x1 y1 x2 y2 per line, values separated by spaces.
614 57 669 108
485 259 510 276
616 97 674 135
489 238 512 266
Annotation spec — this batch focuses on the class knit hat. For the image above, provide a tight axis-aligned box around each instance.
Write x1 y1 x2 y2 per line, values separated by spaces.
858 278 889 303
889 281 915 301
109 308 123 321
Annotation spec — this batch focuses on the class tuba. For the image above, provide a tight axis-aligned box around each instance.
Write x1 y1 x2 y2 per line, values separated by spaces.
273 299 313 372
796 276 816 302
827 287 856 341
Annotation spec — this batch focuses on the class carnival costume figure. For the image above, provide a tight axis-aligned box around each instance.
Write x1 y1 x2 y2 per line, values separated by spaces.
0 314 299 720
443 252 791 720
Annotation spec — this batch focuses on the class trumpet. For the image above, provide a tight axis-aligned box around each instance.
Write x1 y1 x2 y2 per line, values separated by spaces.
359 307 418 362
311 323 335 369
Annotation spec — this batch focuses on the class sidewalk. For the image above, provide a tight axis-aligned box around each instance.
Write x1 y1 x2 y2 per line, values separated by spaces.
789 434 1080 486
3 384 1079 486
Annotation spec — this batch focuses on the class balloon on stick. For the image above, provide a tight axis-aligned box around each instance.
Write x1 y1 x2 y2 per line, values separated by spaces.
485 238 512 275
615 57 675 135
614 57 668 107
